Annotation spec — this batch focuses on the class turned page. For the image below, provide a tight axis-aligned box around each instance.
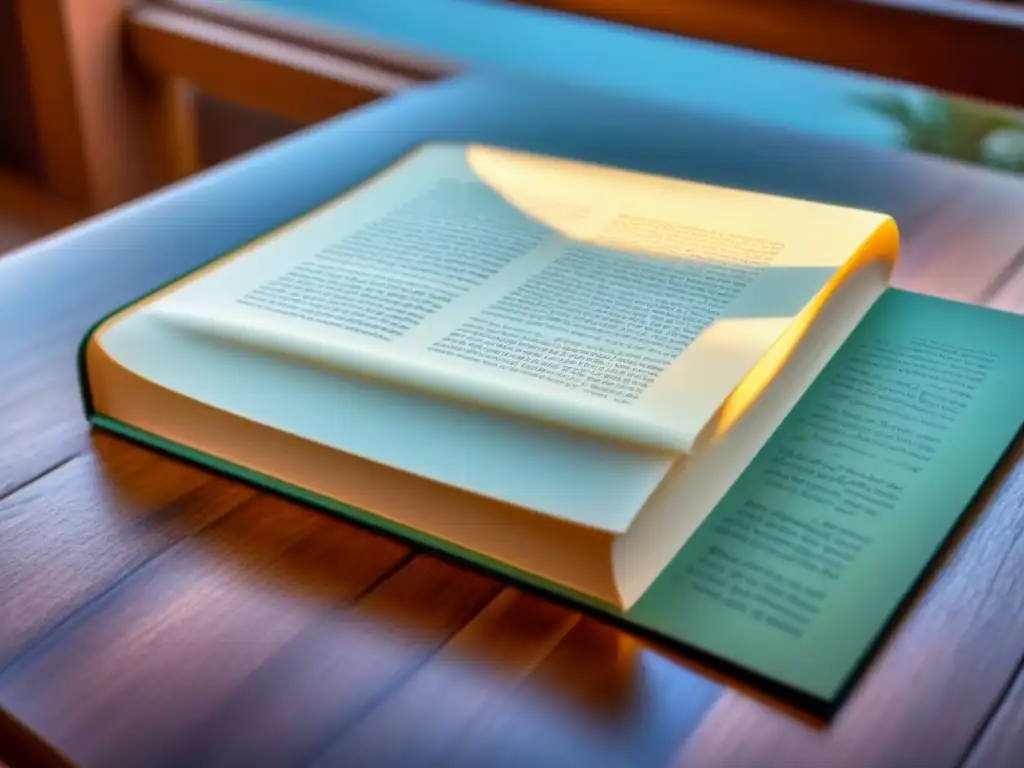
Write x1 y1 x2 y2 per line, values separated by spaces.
148 142 896 451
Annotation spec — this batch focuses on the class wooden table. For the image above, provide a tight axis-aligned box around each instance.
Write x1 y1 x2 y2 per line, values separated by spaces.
5 84 1024 767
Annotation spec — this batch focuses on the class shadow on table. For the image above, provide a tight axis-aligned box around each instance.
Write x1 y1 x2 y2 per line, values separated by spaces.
88 424 1024 741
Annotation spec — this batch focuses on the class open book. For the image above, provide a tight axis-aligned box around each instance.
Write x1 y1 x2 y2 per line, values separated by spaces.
80 142 1024 706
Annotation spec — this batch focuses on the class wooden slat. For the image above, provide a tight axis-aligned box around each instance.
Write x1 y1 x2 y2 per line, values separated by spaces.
127 4 449 126
315 598 722 767
0 0 40 180
508 0 1024 108
12 0 88 205
159 0 457 83
310 590 582 766
0 446 251 668
0 489 492 767
13 0 200 213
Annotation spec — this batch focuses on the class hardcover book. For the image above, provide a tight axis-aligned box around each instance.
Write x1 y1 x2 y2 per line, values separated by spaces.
78 142 1024 708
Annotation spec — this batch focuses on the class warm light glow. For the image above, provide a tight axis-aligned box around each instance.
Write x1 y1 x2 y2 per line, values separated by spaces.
465 143 873 268
708 237 898 438
465 141 898 444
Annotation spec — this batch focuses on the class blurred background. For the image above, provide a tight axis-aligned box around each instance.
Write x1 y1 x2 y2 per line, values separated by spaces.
1 0 1022 255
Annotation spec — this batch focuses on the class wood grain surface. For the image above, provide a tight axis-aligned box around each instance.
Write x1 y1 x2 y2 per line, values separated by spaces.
3 149 1024 768
964 659 1024 768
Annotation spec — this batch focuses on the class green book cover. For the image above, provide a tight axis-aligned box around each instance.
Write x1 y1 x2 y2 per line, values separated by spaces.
626 287 1024 703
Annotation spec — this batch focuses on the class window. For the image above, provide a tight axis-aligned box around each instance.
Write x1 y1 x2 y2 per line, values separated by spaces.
1 0 1022 219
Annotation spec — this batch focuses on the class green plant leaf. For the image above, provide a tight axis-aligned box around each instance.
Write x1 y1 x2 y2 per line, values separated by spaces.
851 90 1024 169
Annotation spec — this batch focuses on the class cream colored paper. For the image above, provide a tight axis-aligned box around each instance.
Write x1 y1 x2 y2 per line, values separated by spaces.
146 142 896 450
